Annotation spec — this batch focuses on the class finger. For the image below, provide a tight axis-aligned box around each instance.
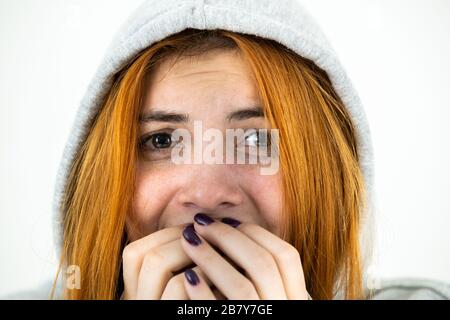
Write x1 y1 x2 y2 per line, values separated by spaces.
135 238 192 299
183 268 216 300
212 287 227 300
181 225 259 300
162 266 225 300
161 266 211 300
237 223 308 299
122 226 184 298
192 216 286 299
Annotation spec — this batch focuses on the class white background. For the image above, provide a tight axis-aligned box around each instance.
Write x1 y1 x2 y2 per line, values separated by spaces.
1 0 449 297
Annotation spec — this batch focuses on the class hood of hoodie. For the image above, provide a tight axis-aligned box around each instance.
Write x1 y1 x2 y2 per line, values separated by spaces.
53 0 375 262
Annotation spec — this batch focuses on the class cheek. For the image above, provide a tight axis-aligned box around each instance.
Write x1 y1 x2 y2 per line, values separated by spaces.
129 166 177 239
239 169 284 235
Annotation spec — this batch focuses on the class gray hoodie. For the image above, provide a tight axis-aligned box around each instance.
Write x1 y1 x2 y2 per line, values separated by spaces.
5 0 449 299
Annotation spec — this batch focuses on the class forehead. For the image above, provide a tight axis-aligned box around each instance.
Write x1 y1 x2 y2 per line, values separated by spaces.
150 49 251 81
143 50 261 115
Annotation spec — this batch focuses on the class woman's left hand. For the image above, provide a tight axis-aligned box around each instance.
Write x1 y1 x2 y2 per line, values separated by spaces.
180 213 309 300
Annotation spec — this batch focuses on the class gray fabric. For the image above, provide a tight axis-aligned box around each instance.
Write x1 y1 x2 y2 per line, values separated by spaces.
368 278 450 300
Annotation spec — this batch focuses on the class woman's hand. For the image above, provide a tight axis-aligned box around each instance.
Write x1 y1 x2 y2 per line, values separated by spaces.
122 226 195 299
180 214 308 300
121 214 308 300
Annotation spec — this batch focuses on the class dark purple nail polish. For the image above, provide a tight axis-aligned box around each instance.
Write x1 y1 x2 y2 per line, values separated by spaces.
221 217 241 228
183 225 202 246
184 268 200 286
194 213 214 226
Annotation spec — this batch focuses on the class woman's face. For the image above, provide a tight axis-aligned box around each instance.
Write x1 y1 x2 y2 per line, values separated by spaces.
127 49 283 241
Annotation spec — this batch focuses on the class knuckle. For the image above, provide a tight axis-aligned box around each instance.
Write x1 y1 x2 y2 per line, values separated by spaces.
166 274 184 291
278 244 301 262
235 278 256 298
141 248 165 271
122 243 138 264
253 249 276 270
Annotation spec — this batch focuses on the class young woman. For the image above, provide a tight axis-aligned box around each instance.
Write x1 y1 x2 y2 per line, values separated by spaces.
50 0 372 300
35 0 447 300
9 0 450 299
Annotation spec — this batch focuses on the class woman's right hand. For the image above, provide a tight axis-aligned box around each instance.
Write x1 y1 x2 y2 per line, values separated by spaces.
122 225 209 299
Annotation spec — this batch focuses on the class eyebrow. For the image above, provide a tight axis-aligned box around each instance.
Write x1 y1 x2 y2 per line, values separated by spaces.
139 111 189 123
226 106 264 122
139 106 264 123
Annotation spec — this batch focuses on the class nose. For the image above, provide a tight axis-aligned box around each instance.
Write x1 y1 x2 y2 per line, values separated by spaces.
175 164 244 214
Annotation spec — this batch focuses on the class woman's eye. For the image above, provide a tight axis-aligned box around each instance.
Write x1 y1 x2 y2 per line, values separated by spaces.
139 131 178 162
245 130 270 147
139 131 175 152
150 133 172 149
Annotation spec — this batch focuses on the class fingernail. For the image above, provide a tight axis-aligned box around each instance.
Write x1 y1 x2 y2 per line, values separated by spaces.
184 268 200 286
182 225 202 246
194 213 214 226
221 217 241 228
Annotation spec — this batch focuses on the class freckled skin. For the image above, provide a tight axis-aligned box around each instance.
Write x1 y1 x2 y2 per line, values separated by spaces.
127 50 283 241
